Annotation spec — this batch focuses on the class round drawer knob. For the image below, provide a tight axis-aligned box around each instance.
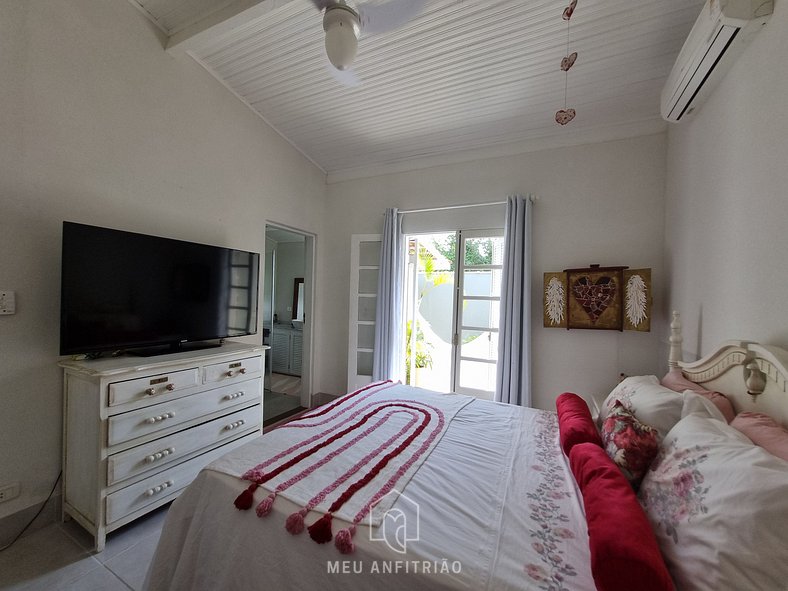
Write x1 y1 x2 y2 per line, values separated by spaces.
165 383 175 391
145 489 155 497
145 388 156 396
225 370 234 377
240 368 247 375
146 417 156 424
145 455 155 463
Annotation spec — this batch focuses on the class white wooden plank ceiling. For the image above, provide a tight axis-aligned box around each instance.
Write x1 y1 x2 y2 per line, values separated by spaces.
132 0 705 180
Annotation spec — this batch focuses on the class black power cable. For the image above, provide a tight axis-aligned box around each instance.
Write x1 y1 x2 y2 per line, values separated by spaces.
0 471 62 552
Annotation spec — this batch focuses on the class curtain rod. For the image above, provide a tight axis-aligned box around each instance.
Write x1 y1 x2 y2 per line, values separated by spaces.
398 195 538 215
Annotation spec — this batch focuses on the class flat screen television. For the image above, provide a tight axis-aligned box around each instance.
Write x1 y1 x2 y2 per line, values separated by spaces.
60 222 260 356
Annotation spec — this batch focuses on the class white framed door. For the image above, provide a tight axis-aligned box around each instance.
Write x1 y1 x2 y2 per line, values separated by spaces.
403 229 503 398
348 234 381 391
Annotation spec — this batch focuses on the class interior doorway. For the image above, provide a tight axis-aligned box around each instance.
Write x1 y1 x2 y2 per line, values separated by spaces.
263 223 315 425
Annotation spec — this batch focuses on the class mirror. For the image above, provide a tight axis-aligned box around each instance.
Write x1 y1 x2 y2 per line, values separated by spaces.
292 278 304 321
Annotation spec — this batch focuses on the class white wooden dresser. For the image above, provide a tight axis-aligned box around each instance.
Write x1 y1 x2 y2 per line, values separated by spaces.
59 342 267 551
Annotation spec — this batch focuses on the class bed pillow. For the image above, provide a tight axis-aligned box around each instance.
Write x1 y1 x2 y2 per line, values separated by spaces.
680 391 727 423
599 376 683 440
556 392 603 455
639 414 788 591
600 401 659 489
569 443 674 591
661 368 735 423
731 411 788 461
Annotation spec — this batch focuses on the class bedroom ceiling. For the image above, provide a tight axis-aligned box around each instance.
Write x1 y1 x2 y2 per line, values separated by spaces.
132 0 705 181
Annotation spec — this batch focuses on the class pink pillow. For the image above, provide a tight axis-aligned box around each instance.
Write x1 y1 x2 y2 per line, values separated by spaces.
556 392 603 456
600 401 659 489
569 443 674 591
661 368 735 423
731 412 788 461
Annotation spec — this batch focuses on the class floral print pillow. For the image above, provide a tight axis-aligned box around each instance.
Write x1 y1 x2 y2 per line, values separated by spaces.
598 375 683 440
600 401 660 489
638 414 788 591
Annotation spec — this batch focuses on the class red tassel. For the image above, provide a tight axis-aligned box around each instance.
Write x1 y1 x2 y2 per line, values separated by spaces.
234 483 259 510
256 493 276 517
308 513 334 544
334 525 356 554
285 509 307 535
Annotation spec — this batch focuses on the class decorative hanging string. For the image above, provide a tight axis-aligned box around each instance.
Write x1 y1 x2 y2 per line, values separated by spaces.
555 0 577 125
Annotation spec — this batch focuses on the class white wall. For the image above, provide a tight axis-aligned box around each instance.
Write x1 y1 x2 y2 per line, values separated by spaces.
319 134 668 410
0 0 326 520
664 1 788 359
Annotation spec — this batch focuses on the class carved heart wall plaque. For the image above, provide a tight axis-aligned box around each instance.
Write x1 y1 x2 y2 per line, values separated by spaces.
571 276 616 323
564 266 627 330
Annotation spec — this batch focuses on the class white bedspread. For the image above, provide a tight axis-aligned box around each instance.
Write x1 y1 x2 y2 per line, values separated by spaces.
144 393 595 591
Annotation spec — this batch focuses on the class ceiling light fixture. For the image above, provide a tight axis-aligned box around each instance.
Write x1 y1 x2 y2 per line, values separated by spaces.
323 5 361 71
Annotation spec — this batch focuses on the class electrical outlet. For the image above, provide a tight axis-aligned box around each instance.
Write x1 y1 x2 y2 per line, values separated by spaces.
0 291 16 315
0 482 20 503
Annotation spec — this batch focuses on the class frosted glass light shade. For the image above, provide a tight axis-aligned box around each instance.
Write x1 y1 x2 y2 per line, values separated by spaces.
323 7 360 70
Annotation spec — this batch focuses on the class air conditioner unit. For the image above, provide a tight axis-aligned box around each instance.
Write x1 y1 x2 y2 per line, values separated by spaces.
661 0 773 122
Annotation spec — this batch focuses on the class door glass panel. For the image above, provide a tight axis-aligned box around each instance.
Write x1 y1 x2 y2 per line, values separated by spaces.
463 269 502 297
459 360 496 395
461 330 498 361
358 269 379 294
358 324 375 349
463 236 504 266
358 296 376 321
461 299 500 330
359 241 381 266
357 351 373 376
405 233 454 393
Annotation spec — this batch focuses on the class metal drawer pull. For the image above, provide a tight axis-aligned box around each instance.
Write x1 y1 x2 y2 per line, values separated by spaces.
223 391 245 401
144 447 176 464
224 419 246 431
144 411 175 425
145 383 176 396
144 479 174 497
224 367 248 377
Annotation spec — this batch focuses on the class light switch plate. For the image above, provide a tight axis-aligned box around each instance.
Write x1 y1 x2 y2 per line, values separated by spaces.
0 291 16 315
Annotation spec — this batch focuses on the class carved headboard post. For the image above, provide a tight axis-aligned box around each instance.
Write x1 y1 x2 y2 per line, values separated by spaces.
668 310 683 369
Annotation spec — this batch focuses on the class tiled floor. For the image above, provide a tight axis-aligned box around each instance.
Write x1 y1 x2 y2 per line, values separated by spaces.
0 504 169 591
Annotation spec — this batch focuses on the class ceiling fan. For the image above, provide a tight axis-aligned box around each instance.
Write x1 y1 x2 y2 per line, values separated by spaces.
310 0 427 85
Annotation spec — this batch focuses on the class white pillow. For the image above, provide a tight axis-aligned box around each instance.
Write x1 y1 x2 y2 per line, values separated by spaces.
639 414 788 591
599 375 683 440
680 390 727 423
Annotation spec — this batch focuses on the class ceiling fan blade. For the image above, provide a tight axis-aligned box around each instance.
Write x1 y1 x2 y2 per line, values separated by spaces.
326 62 361 87
357 0 427 35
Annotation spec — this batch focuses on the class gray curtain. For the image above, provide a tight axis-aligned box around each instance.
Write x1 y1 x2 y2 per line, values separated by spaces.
373 208 405 381
495 195 533 406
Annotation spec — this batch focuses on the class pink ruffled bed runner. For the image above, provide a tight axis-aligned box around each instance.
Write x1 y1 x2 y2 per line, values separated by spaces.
225 381 472 554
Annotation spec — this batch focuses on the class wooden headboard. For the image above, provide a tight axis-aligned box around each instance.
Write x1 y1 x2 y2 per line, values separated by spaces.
668 311 788 427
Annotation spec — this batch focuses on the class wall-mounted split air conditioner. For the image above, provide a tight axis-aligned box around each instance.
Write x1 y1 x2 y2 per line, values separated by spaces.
661 0 773 122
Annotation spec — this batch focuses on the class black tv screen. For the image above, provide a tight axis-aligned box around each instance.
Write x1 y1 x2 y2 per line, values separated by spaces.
60 222 260 356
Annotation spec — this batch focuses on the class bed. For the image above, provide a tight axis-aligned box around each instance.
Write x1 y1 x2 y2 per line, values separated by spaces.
144 313 788 591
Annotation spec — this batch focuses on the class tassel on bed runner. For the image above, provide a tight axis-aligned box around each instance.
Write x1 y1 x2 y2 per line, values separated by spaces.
308 512 334 543
334 525 357 554
286 509 308 534
256 492 276 517
234 483 259 510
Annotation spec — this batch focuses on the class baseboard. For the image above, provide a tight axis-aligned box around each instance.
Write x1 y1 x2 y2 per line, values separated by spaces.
0 494 61 548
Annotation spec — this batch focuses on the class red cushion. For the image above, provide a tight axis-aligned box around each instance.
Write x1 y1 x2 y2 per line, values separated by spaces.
556 393 603 455
569 443 674 591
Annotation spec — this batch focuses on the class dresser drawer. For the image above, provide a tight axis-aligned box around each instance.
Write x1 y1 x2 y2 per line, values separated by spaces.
107 378 261 446
108 368 200 408
204 356 262 385
107 405 261 486
105 432 257 525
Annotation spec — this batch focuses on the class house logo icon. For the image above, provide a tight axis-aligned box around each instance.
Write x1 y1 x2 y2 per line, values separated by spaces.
368 489 419 554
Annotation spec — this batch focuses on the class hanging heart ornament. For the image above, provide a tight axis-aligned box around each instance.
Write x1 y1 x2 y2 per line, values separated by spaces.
555 109 576 125
563 0 577 21
560 52 578 71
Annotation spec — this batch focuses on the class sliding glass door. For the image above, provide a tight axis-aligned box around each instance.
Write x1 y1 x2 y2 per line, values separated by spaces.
404 229 503 399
